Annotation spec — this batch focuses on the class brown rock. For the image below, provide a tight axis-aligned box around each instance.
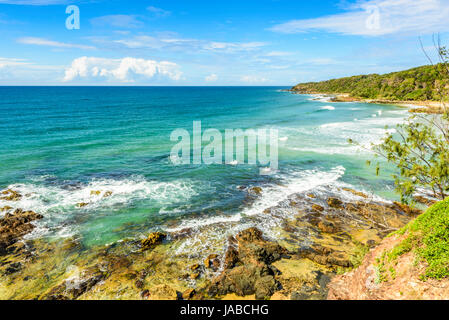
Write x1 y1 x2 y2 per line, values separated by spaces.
103 191 113 198
182 288 196 300
190 264 200 271
0 189 22 201
77 203 89 208
312 204 324 212
327 197 344 209
141 232 167 250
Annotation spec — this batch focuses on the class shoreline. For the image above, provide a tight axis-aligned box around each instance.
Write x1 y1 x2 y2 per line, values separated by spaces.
289 90 447 114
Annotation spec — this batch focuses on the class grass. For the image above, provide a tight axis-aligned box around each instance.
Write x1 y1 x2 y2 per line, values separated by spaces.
382 198 449 280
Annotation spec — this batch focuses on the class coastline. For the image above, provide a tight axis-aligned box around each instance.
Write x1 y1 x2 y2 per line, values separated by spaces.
289 90 447 114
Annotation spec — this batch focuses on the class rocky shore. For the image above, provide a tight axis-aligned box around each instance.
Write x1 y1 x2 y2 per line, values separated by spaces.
290 90 447 114
0 185 427 300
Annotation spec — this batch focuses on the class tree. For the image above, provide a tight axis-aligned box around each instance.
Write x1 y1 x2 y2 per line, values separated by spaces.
365 36 449 203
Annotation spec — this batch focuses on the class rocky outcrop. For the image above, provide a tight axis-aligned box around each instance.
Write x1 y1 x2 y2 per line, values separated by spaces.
0 208 43 255
141 232 166 250
207 228 286 300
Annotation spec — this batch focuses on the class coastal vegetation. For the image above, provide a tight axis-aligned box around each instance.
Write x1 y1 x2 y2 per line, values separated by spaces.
292 64 449 102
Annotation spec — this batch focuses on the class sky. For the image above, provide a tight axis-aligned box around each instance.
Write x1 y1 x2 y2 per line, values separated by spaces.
0 0 448 85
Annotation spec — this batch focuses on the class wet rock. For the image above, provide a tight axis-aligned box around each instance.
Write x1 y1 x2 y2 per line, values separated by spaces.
249 187 262 196
342 188 368 199
103 191 113 198
141 232 166 250
77 203 89 208
4 262 22 275
0 189 22 201
90 190 101 196
43 267 107 300
0 206 13 212
307 194 316 199
312 204 324 212
327 198 344 209
0 209 43 255
317 220 338 234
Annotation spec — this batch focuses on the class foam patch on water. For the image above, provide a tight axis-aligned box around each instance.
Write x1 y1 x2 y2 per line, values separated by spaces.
320 105 335 111
283 113 405 155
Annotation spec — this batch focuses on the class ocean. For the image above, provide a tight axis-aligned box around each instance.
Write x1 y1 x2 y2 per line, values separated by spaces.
0 86 407 249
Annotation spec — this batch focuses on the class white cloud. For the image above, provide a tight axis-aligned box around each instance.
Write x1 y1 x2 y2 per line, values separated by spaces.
205 74 218 82
265 51 293 57
113 35 268 54
270 0 449 36
0 57 30 68
147 6 171 18
240 75 269 83
63 57 183 82
90 15 144 28
18 37 95 50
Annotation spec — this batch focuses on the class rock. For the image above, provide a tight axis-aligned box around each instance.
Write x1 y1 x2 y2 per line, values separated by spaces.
190 264 200 271
307 193 316 199
249 187 263 196
77 203 89 208
103 191 113 198
190 272 200 280
327 198 344 209
43 267 107 300
207 228 286 299
135 279 144 289
140 289 150 299
203 254 219 269
147 284 178 300
236 227 263 243
0 189 22 201
312 204 324 212
317 220 338 234
182 288 196 300
0 208 43 255
255 275 278 300
90 190 101 196
342 188 368 199
224 246 239 269
141 232 166 250
0 206 13 212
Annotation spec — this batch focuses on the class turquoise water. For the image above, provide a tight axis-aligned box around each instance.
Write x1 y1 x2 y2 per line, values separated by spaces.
0 87 407 246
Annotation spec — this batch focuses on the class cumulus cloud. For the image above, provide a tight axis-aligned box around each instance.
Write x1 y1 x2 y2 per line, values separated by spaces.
205 74 218 82
18 37 95 50
270 0 449 36
63 57 183 82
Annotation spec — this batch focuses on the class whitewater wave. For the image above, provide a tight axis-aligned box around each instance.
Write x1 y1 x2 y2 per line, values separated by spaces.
0 176 200 238
320 105 335 111
164 166 346 233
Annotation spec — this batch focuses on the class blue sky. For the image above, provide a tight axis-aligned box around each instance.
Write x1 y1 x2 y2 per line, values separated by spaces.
0 0 448 85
